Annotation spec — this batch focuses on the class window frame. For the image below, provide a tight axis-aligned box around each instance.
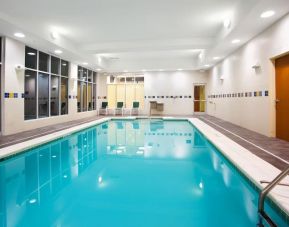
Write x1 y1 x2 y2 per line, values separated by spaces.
77 66 97 112
24 46 70 120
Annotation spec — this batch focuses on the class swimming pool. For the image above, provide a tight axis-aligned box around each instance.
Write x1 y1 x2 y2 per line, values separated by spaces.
0 119 287 227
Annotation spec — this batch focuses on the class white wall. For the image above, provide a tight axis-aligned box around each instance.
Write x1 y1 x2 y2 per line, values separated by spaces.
144 71 208 115
2 37 98 135
207 13 289 137
97 71 209 115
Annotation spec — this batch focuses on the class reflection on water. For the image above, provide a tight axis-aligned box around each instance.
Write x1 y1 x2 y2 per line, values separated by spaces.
105 120 207 159
0 120 286 227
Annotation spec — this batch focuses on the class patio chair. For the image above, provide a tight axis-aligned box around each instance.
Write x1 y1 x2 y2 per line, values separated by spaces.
131 101 139 115
99 101 108 115
115 101 124 115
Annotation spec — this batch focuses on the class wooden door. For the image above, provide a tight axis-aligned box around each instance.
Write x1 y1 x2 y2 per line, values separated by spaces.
194 85 206 113
275 54 289 141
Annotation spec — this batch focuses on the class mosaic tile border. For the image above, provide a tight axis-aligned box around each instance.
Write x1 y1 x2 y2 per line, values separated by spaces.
208 90 269 99
4 92 24 98
145 95 192 99
68 95 78 99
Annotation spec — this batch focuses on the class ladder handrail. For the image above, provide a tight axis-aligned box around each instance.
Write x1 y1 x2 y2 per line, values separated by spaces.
258 165 289 226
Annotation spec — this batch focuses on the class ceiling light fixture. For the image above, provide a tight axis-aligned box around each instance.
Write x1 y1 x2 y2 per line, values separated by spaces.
51 31 59 39
14 32 25 38
54 49 63 54
96 68 102 71
232 39 240 44
142 69 146 72
204 64 210 67
159 69 164 71
177 68 183 71
27 52 36 56
213 57 220 60
83 62 88 65
260 10 275 18
123 70 128 73
223 19 231 28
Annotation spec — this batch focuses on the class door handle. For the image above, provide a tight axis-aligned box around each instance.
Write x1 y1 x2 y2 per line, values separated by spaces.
275 99 280 103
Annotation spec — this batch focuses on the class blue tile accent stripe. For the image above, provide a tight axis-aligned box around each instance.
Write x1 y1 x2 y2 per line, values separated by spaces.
4 92 23 99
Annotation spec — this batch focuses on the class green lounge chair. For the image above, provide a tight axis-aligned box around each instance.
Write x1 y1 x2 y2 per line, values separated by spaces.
131 101 139 115
99 101 108 115
115 101 124 115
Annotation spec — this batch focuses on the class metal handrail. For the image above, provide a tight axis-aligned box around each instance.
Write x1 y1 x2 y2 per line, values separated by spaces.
258 165 289 227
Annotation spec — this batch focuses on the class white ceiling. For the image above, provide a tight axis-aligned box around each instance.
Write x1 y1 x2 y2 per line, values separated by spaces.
0 0 288 72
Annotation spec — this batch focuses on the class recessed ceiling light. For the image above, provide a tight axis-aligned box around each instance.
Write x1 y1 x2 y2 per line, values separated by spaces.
204 64 210 67
177 68 183 71
159 69 163 71
83 62 88 65
232 39 240 44
96 68 102 71
123 70 128 72
223 19 231 28
260 10 275 18
27 52 36 56
142 69 146 72
51 31 59 39
213 57 220 60
14 32 25 38
54 49 63 54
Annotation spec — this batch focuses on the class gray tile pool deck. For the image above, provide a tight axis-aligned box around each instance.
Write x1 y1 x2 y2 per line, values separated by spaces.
0 116 103 149
0 114 288 171
197 115 289 171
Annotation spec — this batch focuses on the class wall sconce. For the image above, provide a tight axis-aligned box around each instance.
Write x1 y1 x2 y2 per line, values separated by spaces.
252 62 261 69
15 64 25 72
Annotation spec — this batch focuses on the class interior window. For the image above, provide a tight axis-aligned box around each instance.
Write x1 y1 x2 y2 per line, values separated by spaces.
51 75 60 116
61 77 68 115
38 73 49 117
24 70 37 120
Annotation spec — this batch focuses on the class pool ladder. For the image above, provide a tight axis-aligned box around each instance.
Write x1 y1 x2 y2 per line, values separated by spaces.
258 165 289 227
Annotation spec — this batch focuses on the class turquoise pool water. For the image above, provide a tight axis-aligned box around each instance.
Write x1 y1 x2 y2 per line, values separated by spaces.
0 119 287 227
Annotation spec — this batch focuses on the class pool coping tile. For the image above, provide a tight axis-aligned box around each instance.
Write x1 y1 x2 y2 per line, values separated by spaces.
188 118 289 219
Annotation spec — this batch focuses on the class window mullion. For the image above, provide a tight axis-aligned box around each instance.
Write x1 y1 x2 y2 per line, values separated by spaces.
36 50 39 119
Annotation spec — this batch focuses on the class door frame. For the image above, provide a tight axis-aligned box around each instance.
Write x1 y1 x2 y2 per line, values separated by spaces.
274 53 289 141
193 83 207 114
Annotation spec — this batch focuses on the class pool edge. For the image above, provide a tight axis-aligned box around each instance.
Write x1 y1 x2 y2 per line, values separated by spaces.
0 116 288 223
189 118 289 223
